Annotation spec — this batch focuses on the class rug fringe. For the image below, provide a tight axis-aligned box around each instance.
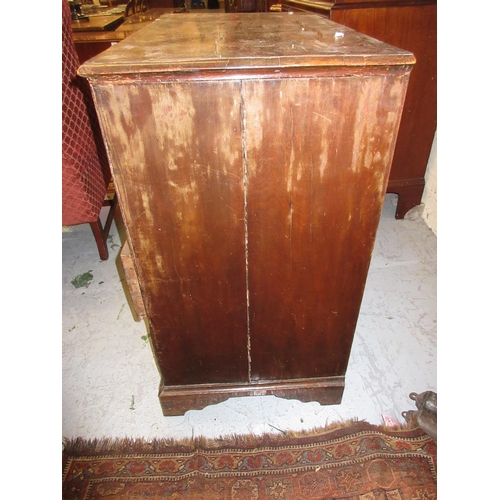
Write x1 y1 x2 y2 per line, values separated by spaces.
63 417 421 456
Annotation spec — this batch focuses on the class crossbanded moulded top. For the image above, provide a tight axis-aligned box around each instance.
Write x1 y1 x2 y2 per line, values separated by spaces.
78 12 415 78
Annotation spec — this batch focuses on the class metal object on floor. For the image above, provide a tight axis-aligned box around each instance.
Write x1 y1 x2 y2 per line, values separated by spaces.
403 391 437 441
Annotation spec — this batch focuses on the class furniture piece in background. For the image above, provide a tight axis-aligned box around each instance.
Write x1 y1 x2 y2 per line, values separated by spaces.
70 0 126 63
79 12 414 415
125 0 150 16
62 0 117 260
273 0 437 219
224 0 265 12
70 12 124 31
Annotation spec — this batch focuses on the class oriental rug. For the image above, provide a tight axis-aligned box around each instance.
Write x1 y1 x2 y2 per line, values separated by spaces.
62 420 436 499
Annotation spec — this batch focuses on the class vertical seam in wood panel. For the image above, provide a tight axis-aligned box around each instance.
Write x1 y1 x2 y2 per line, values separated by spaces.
241 81 252 383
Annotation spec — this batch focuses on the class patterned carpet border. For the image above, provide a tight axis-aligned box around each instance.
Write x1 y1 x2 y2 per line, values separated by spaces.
63 419 437 499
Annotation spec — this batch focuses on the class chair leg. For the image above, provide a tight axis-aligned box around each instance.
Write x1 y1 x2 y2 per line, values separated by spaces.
90 194 119 261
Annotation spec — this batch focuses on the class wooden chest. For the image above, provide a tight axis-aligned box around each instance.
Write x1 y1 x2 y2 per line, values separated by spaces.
79 12 414 416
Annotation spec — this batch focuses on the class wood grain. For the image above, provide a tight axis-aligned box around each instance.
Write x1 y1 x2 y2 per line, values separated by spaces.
93 80 249 386
79 12 414 78
120 240 147 320
244 72 408 381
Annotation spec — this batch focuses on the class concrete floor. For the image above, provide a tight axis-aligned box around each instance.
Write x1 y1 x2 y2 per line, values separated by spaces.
62 193 436 441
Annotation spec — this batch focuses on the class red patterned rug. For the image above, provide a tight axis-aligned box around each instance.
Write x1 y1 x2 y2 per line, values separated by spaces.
62 420 436 499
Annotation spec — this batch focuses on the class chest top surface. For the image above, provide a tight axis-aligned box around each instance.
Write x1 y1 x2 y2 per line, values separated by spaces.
78 12 414 78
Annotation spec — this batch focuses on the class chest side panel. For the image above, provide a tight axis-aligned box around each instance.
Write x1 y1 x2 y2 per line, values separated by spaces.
244 72 409 381
92 80 249 386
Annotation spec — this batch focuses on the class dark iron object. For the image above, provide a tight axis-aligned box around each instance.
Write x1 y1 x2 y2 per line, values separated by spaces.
403 391 437 441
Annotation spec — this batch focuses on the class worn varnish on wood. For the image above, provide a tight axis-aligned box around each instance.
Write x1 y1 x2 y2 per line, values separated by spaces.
120 241 147 320
272 0 437 218
79 12 414 416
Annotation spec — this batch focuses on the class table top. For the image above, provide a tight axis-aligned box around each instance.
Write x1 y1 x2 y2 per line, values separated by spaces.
71 14 125 32
115 8 175 33
79 12 415 78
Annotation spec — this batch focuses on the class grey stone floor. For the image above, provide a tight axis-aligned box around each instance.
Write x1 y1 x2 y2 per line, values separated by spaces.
62 193 436 440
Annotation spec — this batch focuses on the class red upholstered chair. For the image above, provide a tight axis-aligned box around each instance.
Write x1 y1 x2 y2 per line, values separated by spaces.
62 0 117 260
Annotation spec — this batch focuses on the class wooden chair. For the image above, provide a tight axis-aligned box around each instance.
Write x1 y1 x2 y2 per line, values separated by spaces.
62 0 118 260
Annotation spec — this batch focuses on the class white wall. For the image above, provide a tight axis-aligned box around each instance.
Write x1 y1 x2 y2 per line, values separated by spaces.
421 131 437 235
